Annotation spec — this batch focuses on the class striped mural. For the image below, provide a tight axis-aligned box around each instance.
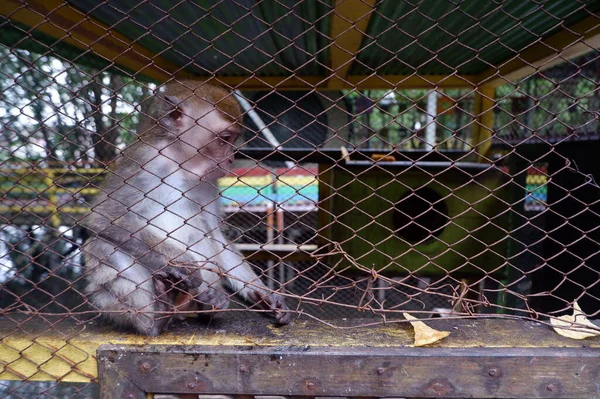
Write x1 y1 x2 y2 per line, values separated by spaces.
218 166 319 210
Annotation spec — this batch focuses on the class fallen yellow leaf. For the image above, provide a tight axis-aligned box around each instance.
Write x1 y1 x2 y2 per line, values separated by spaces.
550 302 600 340
403 313 451 346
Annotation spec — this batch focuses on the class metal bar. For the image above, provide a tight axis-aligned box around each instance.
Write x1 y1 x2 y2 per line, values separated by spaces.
235 147 473 164
235 243 317 254
234 90 295 169
424 90 438 151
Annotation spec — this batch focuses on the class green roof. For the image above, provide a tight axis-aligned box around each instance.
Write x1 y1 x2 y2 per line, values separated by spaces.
1 0 599 86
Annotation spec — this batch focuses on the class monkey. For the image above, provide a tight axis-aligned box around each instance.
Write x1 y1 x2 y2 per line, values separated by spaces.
80 79 292 336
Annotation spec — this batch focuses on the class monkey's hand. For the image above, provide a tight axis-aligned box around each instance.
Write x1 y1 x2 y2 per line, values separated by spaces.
154 267 203 304
248 290 292 325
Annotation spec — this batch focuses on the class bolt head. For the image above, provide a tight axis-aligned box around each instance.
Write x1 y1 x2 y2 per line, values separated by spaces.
140 362 151 372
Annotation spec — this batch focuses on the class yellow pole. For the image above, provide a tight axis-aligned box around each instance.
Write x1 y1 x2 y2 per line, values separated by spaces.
473 85 496 161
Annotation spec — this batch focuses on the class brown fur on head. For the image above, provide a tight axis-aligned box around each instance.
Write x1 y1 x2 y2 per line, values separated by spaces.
161 79 242 123
138 80 244 180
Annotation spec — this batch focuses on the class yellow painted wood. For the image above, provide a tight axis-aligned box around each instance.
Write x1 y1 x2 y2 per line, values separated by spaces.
216 74 477 90
210 75 327 90
477 13 600 87
0 316 597 383
472 86 495 161
0 0 193 82
327 0 377 89
345 74 477 89
0 205 89 214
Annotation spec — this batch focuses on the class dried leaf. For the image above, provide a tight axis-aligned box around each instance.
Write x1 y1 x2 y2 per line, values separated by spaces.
550 302 600 340
403 313 451 346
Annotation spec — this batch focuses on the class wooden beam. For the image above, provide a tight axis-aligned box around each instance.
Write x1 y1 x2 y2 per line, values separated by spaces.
327 0 377 89
0 0 193 82
210 75 327 90
100 345 600 398
2 316 599 384
345 74 477 88
214 74 476 90
472 86 496 161
478 13 600 87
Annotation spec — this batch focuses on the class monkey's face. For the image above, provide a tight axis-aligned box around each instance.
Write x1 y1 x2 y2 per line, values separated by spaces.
173 106 242 180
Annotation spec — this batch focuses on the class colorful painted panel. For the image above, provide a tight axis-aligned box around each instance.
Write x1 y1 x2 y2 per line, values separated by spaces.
218 167 319 209
524 164 548 212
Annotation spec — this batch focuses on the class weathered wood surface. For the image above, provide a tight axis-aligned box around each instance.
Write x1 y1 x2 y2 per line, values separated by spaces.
98 344 600 399
1 313 599 393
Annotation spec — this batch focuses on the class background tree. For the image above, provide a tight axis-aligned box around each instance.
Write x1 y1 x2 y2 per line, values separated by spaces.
0 45 152 312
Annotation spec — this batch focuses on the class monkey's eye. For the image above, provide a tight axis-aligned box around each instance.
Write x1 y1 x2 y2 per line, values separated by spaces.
220 131 239 145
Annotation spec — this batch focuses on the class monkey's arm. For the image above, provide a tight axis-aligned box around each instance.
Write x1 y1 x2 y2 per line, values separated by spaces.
207 229 292 325
82 201 205 276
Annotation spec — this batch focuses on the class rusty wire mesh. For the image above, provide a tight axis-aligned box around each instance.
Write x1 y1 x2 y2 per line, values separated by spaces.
1 0 600 396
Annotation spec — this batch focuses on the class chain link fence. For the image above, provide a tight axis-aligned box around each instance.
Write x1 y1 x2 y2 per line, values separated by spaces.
1 0 600 397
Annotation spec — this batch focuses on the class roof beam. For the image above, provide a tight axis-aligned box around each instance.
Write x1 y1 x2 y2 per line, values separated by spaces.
327 0 377 90
477 13 600 87
345 74 477 89
213 74 476 91
0 0 193 82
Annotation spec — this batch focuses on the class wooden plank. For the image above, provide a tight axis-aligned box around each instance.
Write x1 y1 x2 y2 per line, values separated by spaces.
477 13 600 87
1 315 599 384
98 344 600 398
98 349 145 399
0 0 192 82
328 0 377 89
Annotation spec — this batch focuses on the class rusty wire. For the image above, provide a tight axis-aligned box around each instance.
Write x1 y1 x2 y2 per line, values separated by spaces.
1 0 600 396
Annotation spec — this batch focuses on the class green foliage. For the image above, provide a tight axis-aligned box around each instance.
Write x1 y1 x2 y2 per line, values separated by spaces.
494 54 599 140
0 45 152 165
341 88 474 150
0 46 152 312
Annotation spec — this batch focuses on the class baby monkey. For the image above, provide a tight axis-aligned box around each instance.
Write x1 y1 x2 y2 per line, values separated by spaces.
80 80 291 335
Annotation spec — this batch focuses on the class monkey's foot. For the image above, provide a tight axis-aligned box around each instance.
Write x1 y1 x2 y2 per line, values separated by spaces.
248 291 292 325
